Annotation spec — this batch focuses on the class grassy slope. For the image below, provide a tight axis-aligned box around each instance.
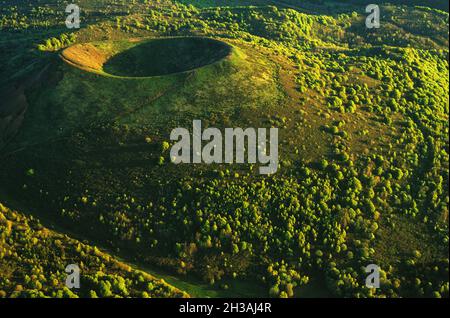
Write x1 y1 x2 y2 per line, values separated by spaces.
7 37 283 147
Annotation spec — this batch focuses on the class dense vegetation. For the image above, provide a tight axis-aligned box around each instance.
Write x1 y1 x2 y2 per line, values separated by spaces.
0 0 448 298
0 203 187 298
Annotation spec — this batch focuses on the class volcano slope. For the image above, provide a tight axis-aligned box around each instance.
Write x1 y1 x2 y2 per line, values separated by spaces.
0 0 449 298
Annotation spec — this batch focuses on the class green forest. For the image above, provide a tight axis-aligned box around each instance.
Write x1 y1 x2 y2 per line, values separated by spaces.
0 0 448 298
